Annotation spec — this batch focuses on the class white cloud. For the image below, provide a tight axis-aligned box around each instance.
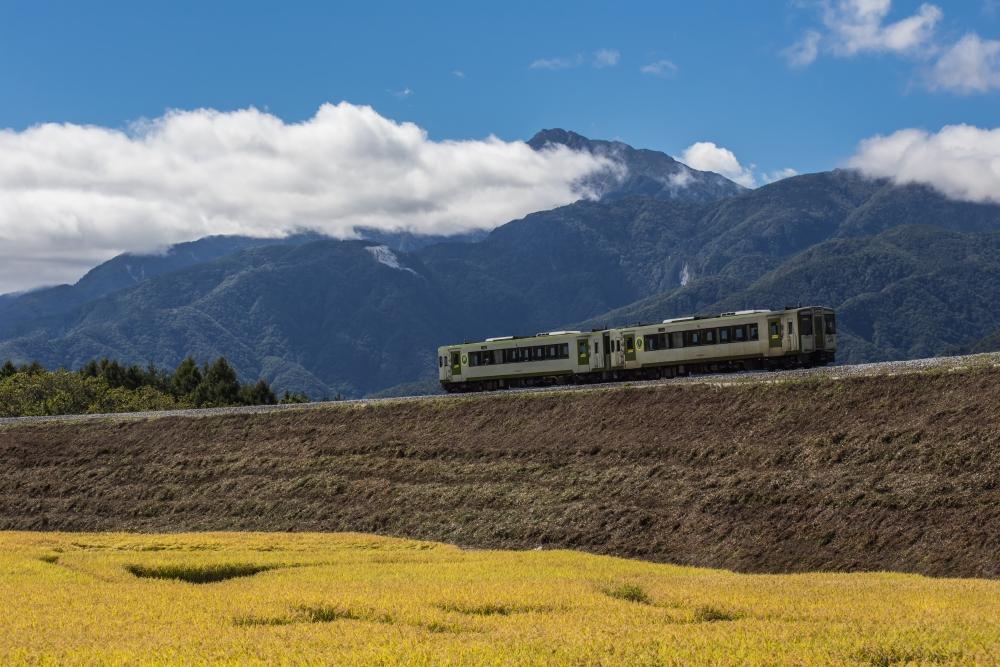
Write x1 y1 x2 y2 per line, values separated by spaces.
0 103 618 293
531 50 621 70
928 33 1000 93
390 87 413 98
668 168 693 187
784 2 1000 95
593 48 621 68
785 0 942 66
529 55 582 70
761 168 800 184
452 69 466 78
640 59 679 76
823 0 942 56
679 142 797 188
783 30 821 67
847 124 1000 204
680 142 757 188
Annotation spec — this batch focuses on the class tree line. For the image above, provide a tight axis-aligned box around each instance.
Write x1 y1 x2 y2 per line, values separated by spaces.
0 357 309 418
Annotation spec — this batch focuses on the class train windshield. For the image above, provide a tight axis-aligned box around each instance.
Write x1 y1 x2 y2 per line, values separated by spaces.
824 313 837 334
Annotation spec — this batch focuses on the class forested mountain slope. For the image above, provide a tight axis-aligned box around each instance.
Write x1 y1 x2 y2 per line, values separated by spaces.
1 134 999 396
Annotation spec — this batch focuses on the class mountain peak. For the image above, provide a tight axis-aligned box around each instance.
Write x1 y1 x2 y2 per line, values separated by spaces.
528 128 746 204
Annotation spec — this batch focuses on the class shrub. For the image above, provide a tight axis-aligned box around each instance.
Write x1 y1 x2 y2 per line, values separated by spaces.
604 583 652 604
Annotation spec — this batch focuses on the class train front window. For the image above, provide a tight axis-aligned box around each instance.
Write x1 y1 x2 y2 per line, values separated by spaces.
825 314 837 334
799 313 814 335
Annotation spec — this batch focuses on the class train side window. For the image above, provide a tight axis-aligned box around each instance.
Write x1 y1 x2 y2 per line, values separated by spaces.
705 329 716 345
749 324 759 341
719 328 729 343
787 322 794 335
594 341 599 354
825 314 837 334
673 332 684 348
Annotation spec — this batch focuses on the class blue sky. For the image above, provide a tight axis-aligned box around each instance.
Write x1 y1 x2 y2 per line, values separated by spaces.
2 0 997 176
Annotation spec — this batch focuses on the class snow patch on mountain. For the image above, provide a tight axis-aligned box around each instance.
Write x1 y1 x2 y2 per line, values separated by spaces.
365 245 417 275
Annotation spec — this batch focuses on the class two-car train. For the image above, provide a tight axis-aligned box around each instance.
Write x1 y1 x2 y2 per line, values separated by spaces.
437 306 836 392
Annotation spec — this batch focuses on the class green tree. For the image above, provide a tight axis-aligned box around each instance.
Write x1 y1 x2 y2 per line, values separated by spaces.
170 357 202 398
0 360 16 379
240 379 277 406
21 361 44 375
279 391 310 404
191 357 240 407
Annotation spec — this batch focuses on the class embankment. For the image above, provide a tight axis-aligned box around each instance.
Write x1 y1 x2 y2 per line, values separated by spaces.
2 366 999 577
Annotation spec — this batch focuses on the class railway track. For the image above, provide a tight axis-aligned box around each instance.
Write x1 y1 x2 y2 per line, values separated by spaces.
2 352 998 426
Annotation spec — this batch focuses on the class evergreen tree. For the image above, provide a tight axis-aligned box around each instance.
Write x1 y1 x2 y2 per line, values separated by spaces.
191 357 240 407
240 379 277 406
0 360 17 378
279 391 310 404
170 357 202 398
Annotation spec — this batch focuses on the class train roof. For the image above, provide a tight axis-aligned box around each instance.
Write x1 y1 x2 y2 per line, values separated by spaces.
440 306 833 348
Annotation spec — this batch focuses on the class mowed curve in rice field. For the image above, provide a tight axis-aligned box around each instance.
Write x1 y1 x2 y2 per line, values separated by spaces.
3 532 1000 666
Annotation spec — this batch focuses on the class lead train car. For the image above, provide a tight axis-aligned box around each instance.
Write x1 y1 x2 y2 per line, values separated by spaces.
437 306 836 393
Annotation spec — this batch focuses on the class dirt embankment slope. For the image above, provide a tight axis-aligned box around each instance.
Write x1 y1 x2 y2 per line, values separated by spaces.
2 366 999 578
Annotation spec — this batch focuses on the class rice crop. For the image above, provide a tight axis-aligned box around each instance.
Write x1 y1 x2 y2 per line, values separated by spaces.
1 531 998 665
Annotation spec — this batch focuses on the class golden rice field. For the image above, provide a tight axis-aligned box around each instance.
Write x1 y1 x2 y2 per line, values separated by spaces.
2 532 999 665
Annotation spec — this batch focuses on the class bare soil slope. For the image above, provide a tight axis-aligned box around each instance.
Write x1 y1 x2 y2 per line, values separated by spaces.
2 367 999 577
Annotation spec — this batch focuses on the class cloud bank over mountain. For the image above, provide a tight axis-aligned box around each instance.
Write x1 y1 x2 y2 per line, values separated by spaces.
680 142 796 188
0 102 613 294
847 124 1000 204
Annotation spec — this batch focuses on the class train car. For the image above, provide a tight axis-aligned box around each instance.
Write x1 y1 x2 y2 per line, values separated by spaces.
437 306 836 393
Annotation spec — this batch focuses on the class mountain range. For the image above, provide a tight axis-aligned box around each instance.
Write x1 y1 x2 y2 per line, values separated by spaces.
2 130 998 397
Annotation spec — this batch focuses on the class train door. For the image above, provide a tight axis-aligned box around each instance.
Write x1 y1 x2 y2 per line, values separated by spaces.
813 314 825 349
603 333 613 370
624 333 636 364
798 310 815 353
576 338 590 368
590 335 604 371
449 351 462 378
610 331 625 368
767 318 783 353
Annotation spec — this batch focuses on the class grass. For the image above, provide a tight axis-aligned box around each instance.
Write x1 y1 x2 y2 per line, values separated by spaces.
2 531 999 665
604 582 652 604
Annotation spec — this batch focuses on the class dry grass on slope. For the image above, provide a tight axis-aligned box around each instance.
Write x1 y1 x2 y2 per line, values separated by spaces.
1 365 999 577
